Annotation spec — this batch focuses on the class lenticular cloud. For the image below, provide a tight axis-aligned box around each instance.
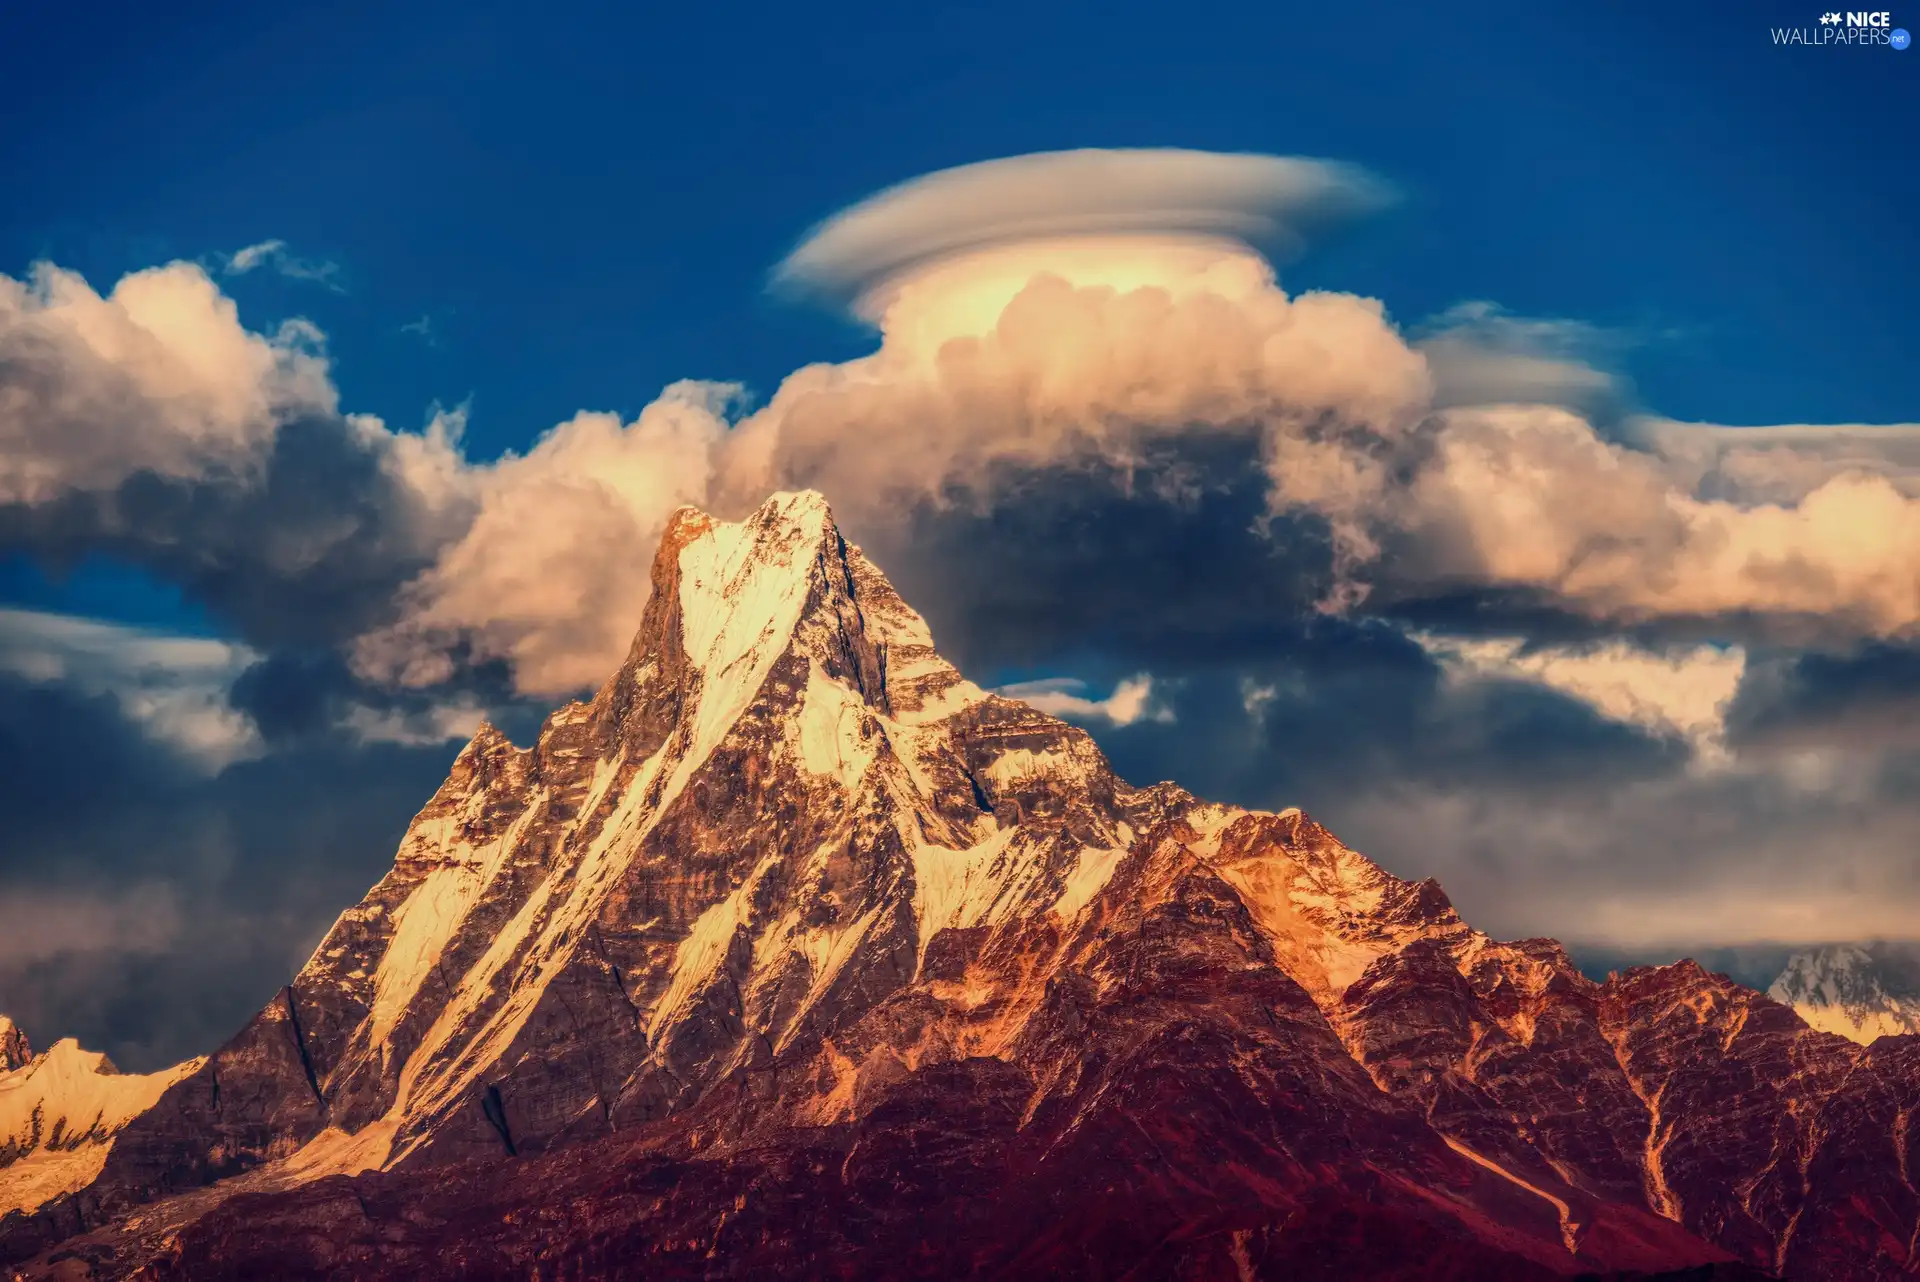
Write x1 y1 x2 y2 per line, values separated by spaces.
772 148 1395 319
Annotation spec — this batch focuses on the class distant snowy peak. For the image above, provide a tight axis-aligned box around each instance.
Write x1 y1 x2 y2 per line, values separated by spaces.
1769 941 1920 1044
0 1037 202 1218
0 1017 29 1072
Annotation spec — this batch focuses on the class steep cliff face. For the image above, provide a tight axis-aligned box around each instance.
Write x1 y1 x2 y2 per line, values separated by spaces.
4 492 1918 1280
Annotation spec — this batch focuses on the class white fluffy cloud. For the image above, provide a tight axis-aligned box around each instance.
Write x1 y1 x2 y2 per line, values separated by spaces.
1388 405 1920 639
995 674 1173 727
0 262 333 503
1416 632 1747 764
350 384 732 694
720 258 1430 521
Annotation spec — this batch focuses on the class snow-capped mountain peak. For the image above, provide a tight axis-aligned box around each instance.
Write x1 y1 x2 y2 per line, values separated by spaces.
1768 941 1920 1043
269 488 1011 1169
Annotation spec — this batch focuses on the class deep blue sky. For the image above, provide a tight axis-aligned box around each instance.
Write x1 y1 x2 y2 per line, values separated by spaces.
3 0 1913 481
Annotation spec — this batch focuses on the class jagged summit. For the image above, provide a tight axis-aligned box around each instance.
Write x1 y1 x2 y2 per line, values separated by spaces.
0 1016 29 1072
10 490 1920 1280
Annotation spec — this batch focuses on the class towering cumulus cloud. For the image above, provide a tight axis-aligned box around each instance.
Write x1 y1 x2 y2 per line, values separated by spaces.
357 148 1433 690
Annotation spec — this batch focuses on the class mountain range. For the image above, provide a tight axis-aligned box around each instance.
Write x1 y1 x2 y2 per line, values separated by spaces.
4 491 1919 1280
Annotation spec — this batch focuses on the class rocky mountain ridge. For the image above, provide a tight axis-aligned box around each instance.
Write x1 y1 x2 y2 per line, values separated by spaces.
0 1021 30 1074
3 491 1918 1279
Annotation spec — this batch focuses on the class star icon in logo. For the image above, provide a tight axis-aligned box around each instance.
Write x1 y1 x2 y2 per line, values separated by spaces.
1820 11 1842 22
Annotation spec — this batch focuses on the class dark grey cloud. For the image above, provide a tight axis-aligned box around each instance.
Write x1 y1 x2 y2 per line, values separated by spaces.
226 645 530 749
1726 644 1920 756
846 446 1339 675
0 413 460 652
0 669 457 1071
0 675 192 838
1092 635 1685 811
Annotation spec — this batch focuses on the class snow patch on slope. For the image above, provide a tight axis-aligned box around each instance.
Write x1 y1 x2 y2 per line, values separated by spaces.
981 747 1067 786
795 660 878 787
674 492 827 788
647 856 779 1041
889 668 986 726
369 796 546 1044
1052 843 1128 923
910 826 1024 959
